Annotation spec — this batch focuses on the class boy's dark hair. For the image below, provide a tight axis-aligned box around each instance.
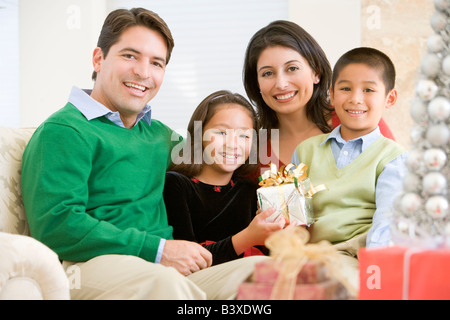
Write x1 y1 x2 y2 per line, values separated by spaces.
332 47 396 94
243 20 333 134
92 8 174 81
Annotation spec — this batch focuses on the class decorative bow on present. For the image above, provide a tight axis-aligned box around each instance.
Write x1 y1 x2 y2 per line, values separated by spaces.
265 226 357 299
257 163 326 225
259 163 307 186
259 163 326 197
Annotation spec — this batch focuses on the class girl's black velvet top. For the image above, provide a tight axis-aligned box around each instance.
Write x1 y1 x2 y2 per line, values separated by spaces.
163 171 258 265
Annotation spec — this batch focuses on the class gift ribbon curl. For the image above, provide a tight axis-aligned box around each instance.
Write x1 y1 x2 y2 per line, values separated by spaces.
265 226 357 299
259 163 326 197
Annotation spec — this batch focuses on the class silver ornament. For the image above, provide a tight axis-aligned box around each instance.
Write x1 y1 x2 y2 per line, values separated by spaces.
411 98 428 123
400 192 423 214
410 125 426 144
397 220 410 233
428 96 450 121
403 172 422 192
443 55 450 76
434 0 450 11
421 54 441 78
425 196 449 219
426 124 450 147
430 12 447 32
427 34 446 53
424 148 447 171
423 171 448 195
416 79 439 100
405 149 424 172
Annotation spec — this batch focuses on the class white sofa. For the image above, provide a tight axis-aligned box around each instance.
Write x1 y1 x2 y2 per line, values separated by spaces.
0 126 70 300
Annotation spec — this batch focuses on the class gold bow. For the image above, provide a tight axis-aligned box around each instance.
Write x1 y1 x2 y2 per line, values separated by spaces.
265 227 357 299
259 163 326 197
259 163 306 186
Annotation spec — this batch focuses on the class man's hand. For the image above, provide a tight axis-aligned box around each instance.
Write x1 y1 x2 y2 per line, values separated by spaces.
160 240 212 275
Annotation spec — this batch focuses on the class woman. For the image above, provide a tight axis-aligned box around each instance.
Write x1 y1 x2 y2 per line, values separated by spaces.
243 20 394 174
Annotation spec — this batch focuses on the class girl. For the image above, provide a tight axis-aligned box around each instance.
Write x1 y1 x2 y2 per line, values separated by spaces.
164 90 283 265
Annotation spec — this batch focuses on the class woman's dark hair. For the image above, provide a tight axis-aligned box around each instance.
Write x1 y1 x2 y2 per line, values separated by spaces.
243 20 332 134
170 90 259 178
92 7 174 81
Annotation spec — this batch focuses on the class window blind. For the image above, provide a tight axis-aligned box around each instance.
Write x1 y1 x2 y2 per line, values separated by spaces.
112 0 288 133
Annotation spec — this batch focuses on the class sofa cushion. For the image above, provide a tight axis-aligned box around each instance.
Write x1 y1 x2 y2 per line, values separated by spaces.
0 127 35 235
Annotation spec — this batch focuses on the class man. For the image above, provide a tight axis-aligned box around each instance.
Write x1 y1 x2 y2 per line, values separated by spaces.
22 7 265 299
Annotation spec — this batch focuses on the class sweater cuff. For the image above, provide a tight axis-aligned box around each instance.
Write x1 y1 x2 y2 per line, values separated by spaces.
155 238 166 263
139 234 166 263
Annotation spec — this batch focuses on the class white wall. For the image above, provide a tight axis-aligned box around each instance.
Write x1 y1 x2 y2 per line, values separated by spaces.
289 0 361 67
0 0 20 127
19 0 106 127
6 0 361 129
111 0 289 133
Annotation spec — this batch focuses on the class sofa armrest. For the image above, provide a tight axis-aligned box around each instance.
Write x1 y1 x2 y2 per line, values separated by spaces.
0 277 44 300
0 232 70 300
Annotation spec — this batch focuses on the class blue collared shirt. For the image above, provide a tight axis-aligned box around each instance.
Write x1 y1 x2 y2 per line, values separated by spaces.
291 126 407 247
68 86 166 263
68 86 152 127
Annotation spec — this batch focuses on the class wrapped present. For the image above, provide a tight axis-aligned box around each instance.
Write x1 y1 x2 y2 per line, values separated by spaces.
253 260 327 284
238 278 348 300
237 227 356 300
359 245 450 300
257 163 325 226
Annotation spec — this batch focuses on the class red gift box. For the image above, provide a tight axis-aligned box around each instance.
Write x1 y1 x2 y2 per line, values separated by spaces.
359 245 450 300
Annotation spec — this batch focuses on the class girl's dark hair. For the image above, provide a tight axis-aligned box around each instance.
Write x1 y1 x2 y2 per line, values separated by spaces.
331 47 396 94
92 7 174 81
243 20 332 134
170 90 259 178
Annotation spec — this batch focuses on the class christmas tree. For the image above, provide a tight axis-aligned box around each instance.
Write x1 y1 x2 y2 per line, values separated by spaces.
393 0 450 246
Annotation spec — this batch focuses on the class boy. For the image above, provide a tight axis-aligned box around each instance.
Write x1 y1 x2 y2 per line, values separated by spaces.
291 47 407 285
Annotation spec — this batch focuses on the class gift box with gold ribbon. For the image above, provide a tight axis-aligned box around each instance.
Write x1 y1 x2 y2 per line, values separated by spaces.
257 163 325 226
237 227 356 300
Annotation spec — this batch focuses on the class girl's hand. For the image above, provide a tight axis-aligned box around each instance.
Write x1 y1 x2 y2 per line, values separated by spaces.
231 207 285 255
247 207 286 240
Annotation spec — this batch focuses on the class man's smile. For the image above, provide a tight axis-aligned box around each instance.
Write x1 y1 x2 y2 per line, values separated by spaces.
124 82 148 93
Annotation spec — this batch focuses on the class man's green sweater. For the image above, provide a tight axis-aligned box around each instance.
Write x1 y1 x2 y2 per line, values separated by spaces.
22 104 181 262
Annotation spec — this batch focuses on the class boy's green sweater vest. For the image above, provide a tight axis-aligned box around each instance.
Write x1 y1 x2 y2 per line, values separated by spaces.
296 134 405 244
22 104 181 262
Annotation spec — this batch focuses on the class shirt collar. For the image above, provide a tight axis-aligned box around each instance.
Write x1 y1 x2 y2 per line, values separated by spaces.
322 125 381 151
68 86 152 127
